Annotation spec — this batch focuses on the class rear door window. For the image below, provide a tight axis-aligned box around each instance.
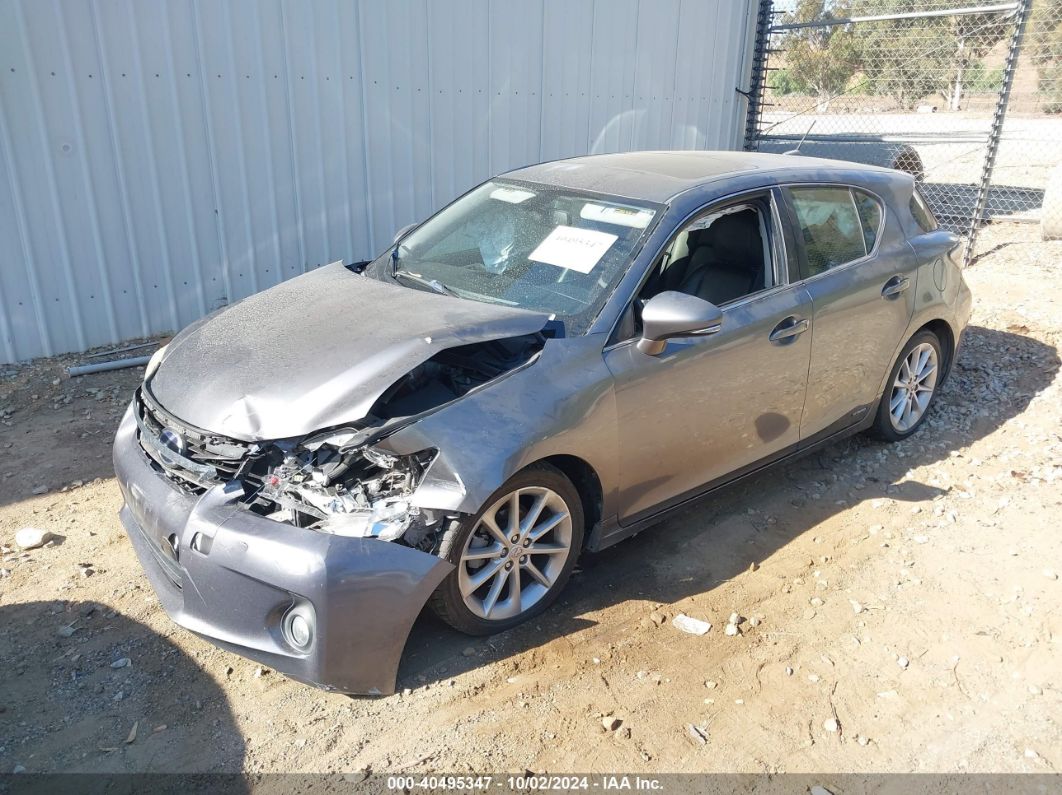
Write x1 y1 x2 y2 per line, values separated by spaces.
786 187 867 278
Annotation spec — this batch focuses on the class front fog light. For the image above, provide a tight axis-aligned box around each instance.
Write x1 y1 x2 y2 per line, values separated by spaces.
289 615 311 646
283 604 315 651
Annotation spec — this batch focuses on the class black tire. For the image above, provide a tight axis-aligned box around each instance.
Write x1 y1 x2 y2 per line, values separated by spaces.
428 464 584 636
869 330 943 442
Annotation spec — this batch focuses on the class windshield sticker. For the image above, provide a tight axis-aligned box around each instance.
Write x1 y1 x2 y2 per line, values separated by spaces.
579 203 654 229
529 225 618 274
489 186 536 204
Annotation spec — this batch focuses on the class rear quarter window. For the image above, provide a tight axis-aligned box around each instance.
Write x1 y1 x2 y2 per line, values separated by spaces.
909 188 938 233
854 190 884 253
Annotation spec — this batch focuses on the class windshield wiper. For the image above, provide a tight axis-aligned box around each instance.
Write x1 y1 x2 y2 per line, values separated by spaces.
392 268 457 298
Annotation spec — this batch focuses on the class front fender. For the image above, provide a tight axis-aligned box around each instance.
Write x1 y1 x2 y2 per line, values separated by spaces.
377 335 619 519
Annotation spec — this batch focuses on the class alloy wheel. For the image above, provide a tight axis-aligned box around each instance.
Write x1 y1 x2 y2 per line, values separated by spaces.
457 486 573 621
888 341 939 433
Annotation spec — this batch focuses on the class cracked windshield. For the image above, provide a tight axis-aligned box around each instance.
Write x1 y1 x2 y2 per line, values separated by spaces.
372 180 660 332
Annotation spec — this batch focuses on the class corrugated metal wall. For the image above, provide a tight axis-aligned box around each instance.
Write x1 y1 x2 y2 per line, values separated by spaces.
0 0 756 364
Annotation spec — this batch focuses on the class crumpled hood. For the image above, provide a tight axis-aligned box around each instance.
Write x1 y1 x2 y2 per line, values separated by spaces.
148 264 549 440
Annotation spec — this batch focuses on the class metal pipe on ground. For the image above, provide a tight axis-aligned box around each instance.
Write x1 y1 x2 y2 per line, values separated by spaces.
67 355 152 377
84 341 159 359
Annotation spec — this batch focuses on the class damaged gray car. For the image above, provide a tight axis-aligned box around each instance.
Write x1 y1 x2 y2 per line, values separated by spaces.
113 151 972 694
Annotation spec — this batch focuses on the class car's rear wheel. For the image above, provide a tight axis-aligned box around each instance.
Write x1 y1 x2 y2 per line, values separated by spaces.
870 330 942 441
429 464 583 635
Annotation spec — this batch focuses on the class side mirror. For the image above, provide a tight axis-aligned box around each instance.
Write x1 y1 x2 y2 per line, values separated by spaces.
636 291 723 356
393 222 417 245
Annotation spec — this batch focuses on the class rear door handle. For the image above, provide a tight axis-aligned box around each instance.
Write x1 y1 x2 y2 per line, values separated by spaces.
769 316 810 343
882 275 911 298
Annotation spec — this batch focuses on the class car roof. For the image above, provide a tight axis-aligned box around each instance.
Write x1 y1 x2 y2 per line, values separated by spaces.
502 150 901 204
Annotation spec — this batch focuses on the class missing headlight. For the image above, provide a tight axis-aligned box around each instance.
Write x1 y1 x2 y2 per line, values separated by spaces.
253 445 438 542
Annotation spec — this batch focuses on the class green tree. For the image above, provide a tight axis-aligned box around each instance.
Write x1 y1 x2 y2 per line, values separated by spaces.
856 0 1009 110
943 13 1012 110
1028 0 1062 113
780 0 861 110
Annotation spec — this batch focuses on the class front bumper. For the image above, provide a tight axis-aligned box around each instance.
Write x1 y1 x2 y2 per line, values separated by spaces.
112 405 453 695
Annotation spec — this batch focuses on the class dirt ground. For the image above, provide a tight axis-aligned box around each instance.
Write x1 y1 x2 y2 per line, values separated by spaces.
1 227 1060 776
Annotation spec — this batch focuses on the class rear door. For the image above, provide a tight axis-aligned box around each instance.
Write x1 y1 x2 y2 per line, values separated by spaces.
781 185 918 441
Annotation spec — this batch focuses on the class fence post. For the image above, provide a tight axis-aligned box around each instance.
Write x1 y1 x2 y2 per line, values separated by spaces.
742 0 775 151
964 0 1032 267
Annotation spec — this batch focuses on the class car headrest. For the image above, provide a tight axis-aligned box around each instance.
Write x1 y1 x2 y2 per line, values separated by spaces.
707 211 761 266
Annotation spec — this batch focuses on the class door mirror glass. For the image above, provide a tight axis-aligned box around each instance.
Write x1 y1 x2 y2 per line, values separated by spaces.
637 291 723 356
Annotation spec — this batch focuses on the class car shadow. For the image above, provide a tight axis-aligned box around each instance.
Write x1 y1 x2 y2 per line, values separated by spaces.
0 600 246 782
397 324 1059 689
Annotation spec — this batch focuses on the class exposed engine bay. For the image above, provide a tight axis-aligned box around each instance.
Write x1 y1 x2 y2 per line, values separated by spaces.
246 445 441 547
367 332 547 420
136 331 548 552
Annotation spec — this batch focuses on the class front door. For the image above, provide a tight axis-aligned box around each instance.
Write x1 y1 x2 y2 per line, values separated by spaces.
603 191 814 523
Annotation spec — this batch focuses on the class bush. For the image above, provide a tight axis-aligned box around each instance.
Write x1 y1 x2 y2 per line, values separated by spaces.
845 71 869 94
967 62 1003 93
1042 63 1062 114
769 68 799 95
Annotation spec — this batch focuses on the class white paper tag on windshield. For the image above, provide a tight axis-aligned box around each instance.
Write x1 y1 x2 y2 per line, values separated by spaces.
579 203 654 229
489 186 536 204
529 226 618 274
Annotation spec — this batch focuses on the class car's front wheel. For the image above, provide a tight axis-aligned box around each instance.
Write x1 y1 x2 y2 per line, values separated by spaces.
870 330 943 441
429 464 583 635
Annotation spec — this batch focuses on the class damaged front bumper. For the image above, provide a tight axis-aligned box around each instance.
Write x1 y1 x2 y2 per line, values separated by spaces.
112 405 453 695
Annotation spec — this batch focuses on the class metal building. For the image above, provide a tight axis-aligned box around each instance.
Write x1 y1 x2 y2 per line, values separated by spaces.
0 0 758 364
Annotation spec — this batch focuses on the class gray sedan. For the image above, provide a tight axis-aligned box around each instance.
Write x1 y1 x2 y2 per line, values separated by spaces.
113 151 972 694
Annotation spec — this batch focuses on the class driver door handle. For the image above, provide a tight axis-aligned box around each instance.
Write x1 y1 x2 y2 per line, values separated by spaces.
769 316 810 343
882 275 911 298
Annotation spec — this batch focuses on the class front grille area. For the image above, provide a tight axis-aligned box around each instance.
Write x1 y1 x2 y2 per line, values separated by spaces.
135 388 255 493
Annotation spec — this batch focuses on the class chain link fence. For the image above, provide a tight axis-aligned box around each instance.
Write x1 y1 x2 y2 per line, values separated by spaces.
744 0 1062 263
